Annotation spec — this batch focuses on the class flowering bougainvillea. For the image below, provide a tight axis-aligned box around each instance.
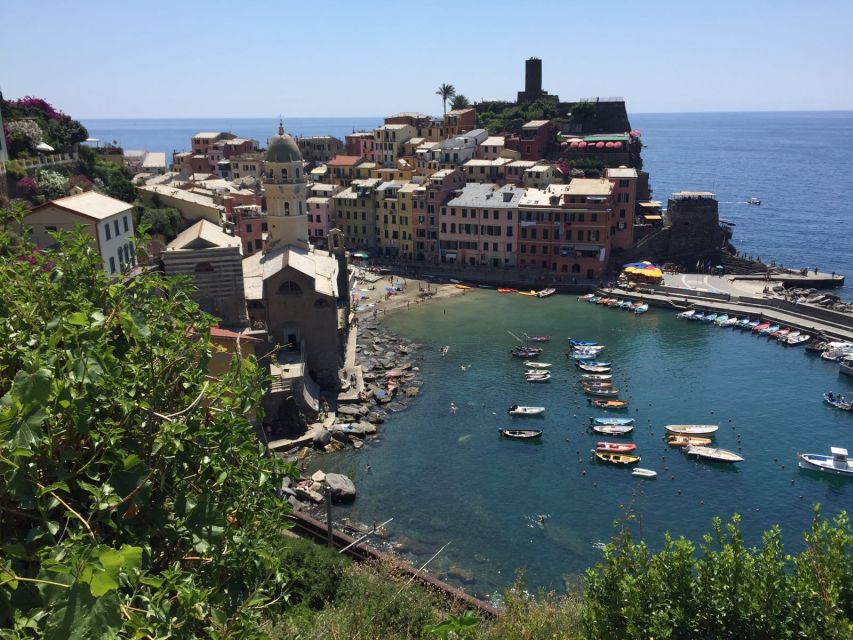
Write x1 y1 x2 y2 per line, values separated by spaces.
15 176 38 195
9 95 63 119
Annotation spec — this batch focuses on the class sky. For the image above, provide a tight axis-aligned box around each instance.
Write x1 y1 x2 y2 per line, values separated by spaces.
2 0 852 118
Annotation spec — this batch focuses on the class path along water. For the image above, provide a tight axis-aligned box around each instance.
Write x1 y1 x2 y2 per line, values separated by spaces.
308 291 852 598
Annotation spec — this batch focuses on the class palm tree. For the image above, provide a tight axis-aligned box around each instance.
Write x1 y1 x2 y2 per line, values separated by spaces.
450 94 470 110
436 83 456 115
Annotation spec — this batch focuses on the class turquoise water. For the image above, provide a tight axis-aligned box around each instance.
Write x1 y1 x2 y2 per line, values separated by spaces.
312 292 852 597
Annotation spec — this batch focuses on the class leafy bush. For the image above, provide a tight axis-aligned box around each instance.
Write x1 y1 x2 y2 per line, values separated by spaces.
5 120 44 156
133 202 184 240
15 176 38 196
35 168 67 200
0 203 299 638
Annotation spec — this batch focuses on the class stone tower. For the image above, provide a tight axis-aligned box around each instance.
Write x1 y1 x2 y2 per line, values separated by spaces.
263 119 309 251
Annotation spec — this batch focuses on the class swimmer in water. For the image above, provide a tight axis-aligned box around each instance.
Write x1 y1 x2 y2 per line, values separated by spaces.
536 514 546 525
449 402 457 414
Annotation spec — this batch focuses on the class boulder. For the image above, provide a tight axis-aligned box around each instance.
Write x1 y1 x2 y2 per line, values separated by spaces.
404 386 420 397
312 428 332 447
325 473 356 503
387 402 406 412
366 411 385 424
310 470 326 483
337 405 363 417
359 421 377 435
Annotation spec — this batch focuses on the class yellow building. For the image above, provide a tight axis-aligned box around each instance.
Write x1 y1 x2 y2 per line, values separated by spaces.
397 181 422 261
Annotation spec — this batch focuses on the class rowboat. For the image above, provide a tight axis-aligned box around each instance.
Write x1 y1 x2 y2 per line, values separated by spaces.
525 334 551 342
632 468 657 479
771 328 790 339
455 284 471 290
526 373 551 383
524 361 552 368
527 369 554 376
606 299 622 307
579 380 612 388
584 387 620 397
568 339 599 347
686 446 744 463
783 331 801 343
797 448 853 476
689 312 705 322
571 344 605 352
517 290 538 297
587 296 601 303
508 405 545 416
590 417 635 426
577 359 611 367
751 321 768 333
591 424 634 435
536 288 557 298
665 424 719 436
499 428 542 439
578 364 611 373
570 350 604 359
581 373 612 381
677 309 695 319
594 451 641 465
512 350 541 359
667 435 713 447
497 288 517 293
633 303 649 315
720 316 739 327
597 297 614 305
736 318 753 329
577 293 596 301
703 313 718 323
823 392 852 411
596 441 637 453
588 399 628 409
714 314 729 325
759 324 780 336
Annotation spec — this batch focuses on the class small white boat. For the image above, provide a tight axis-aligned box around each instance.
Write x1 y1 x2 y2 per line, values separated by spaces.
633 303 649 315
632 468 657 479
577 293 596 301
786 333 810 346
840 357 853 377
524 361 552 369
677 310 695 319
665 424 719 436
747 197 761 205
687 446 744 463
536 288 557 298
526 373 551 383
798 447 853 476
591 424 634 435
714 314 730 325
720 317 739 327
508 405 546 416
581 373 612 381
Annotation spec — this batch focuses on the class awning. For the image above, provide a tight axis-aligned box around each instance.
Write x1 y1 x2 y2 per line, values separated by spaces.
570 244 604 251
643 215 662 221
444 252 457 258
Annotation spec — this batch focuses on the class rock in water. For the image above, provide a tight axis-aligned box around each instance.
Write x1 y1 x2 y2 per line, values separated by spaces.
325 473 357 503
312 428 332 447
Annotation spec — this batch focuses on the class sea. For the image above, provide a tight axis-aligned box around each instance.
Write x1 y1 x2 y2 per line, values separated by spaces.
81 113 853 596
83 112 853 296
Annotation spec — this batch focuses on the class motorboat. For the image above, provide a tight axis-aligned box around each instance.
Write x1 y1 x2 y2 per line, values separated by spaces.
577 293 596 301
821 344 853 361
720 317 739 327
747 197 761 205
618 300 634 309
527 369 555 376
632 468 657 479
633 303 649 315
783 331 801 344
568 339 599 347
524 334 551 342
667 435 713 447
713 314 729 325
689 312 706 322
580 380 612 388
806 340 828 353
524 361 552 368
665 424 719 436
606 298 622 307
677 310 696 319
508 405 545 416
759 324 780 336
526 373 552 383
747 319 761 330
570 350 605 359
497 288 517 293
591 424 634 435
771 328 790 340
588 399 629 409
823 392 852 411
584 387 620 397
577 359 611 367
512 350 542 359
797 447 853 476
587 296 601 303
703 313 718 323
590 417 635 426
686 446 744 463
594 451 641 465
597 297 615 305
581 373 612 381
499 428 543 439
517 290 538 297
752 322 771 333
578 364 611 373
788 333 812 347
839 356 853 377
736 318 753 329
596 442 637 453
536 288 557 298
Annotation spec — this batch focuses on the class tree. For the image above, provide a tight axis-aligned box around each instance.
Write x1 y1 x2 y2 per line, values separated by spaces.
435 83 456 115
450 95 470 110
0 207 299 638
134 202 184 240
4 119 44 157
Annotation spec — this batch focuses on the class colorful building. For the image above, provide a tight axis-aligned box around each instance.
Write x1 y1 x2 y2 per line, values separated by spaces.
373 124 416 167
413 168 464 263
605 166 637 252
333 177 382 251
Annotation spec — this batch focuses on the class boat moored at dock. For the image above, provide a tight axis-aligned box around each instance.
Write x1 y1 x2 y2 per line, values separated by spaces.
665 424 720 436
797 448 853 476
686 446 744 463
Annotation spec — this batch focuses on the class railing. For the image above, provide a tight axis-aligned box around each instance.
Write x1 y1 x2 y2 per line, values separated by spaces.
2 152 79 170
572 96 625 103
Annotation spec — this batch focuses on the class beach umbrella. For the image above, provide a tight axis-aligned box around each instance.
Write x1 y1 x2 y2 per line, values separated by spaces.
595 141 605 149
605 142 615 148
570 141 579 148
613 141 623 148
578 141 587 148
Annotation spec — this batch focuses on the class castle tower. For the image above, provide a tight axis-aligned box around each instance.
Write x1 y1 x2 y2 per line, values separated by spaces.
525 57 542 98
263 119 309 251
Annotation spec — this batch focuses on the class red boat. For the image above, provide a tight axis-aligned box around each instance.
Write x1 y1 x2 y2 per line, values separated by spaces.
497 288 517 293
596 442 637 453
752 322 771 333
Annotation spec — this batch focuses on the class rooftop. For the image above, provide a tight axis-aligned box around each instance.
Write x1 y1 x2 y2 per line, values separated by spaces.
30 191 131 221
567 178 614 197
605 167 638 179
166 219 241 251
481 136 505 146
672 191 716 198
140 184 224 209
243 244 338 299
446 183 524 208
326 155 363 167
523 120 551 129
193 132 225 140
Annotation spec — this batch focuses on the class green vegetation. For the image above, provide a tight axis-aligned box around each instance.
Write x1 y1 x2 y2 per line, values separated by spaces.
450 95 471 110
476 98 564 135
78 145 137 203
133 200 186 241
1 93 88 158
436 83 457 115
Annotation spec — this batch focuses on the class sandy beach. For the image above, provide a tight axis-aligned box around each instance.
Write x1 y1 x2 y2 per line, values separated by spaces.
350 268 469 318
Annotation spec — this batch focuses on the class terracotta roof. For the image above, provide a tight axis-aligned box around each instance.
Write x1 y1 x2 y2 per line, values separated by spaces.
326 155 363 167
210 326 262 342
28 191 132 221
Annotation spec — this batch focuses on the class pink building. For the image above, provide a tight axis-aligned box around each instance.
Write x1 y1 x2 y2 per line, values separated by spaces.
345 132 375 160
413 168 464 263
440 183 522 267
605 167 637 252
225 204 267 256
191 132 236 155
506 120 553 161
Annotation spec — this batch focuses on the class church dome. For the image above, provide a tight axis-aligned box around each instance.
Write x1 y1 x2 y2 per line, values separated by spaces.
265 120 302 164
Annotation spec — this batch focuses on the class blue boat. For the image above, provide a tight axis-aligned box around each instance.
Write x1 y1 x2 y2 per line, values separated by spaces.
714 314 729 325
589 417 635 426
703 313 718 323
747 319 761 329
578 359 611 367
760 324 780 335
569 339 598 346
689 312 705 322
736 318 753 329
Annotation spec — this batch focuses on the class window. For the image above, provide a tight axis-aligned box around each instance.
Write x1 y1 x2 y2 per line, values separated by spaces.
246 223 253 232
109 257 116 273
278 281 302 295
114 220 120 236
105 224 111 241
507 244 512 252
123 216 129 232
591 213 598 222
507 227 513 237
194 262 214 272
508 211 513 220
255 239 262 249
620 209 626 218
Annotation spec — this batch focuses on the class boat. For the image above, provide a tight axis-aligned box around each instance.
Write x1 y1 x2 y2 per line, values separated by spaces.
606 299 622 307
524 361 552 369
752 322 771 333
703 313 718 323
596 442 637 453
806 340 828 353
632 468 657 479
536 288 557 298
512 350 541 359
497 288 518 293
517 290 538 297
579 380 612 388
440 345 449 355
578 364 611 373
713 314 729 325
788 333 812 347
633 303 649 315
839 356 853 377
588 399 629 409
449 279 461 284
498 428 543 439
527 369 556 376
581 373 612 381
508 405 545 416
526 373 551 383
797 447 853 476
455 284 472 290
587 296 601 303
524 334 551 342
771 328 791 340
570 350 605 359
665 424 719 436
736 318 753 329
667 435 714 448
720 317 739 327
584 387 620 397
568 339 599 347
512 346 543 355
783 331 800 343
590 417 635 426
594 451 641 465
577 359 611 367
688 312 705 322
591 424 634 435
618 300 634 309
687 446 744 463
577 293 596 301
597 297 614 305
823 392 852 411
677 310 696 320
821 345 853 362
746 319 761 330
759 324 780 336
747 197 761 205
570 344 605 352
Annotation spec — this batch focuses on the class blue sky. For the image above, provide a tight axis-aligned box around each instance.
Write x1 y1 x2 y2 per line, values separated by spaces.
2 0 852 118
